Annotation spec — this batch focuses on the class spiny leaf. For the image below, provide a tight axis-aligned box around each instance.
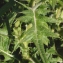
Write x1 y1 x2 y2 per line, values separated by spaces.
13 27 34 52
41 35 49 46
20 27 34 43
0 35 13 61
21 10 33 16
33 38 49 63
7 12 17 26
37 16 58 23
16 10 34 23
37 21 49 30
36 3 49 15
16 15 33 23
32 10 49 63
36 20 59 38
0 35 9 51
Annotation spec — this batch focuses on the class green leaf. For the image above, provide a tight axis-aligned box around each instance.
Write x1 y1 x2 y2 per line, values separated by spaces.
41 35 49 46
20 27 34 43
21 10 33 16
48 0 57 9
19 15 33 23
0 35 13 61
0 36 9 51
37 16 58 23
13 27 34 52
7 12 17 27
33 38 49 63
32 10 50 63
36 3 49 15
0 28 8 36
36 20 59 38
16 10 33 23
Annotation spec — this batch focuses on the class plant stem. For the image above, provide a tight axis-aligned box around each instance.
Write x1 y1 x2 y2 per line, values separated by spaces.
14 0 42 11
32 1 42 11
0 49 14 58
32 2 49 63
14 0 32 10
29 58 35 63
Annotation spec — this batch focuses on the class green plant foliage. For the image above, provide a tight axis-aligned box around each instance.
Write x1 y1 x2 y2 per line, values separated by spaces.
0 0 63 63
0 35 13 61
16 10 33 23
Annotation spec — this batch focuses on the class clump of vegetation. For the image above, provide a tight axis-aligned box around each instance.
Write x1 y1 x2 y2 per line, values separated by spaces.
0 0 63 63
